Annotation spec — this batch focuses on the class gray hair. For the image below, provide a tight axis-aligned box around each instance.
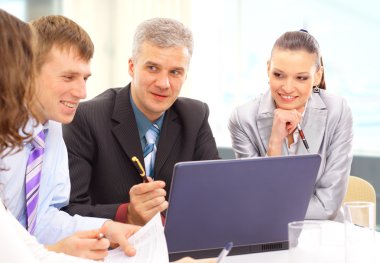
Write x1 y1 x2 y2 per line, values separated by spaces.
132 17 193 60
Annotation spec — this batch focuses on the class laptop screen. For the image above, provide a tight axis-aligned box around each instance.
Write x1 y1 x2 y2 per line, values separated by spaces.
164 154 321 261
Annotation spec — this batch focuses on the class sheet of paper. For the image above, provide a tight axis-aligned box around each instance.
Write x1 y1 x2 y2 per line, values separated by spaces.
105 213 169 263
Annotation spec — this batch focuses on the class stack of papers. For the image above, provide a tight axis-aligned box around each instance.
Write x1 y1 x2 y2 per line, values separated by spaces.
105 213 168 263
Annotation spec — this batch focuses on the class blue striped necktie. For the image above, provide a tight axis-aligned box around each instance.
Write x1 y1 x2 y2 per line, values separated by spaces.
143 123 159 178
25 130 45 234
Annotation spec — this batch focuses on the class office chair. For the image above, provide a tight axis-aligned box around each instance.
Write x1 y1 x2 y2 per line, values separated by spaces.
343 176 376 204
343 176 376 228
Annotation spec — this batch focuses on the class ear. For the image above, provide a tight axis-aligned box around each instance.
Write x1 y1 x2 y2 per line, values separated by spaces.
128 58 135 78
266 60 271 78
314 65 324 86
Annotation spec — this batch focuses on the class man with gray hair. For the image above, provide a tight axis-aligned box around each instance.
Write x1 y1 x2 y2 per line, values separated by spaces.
62 18 219 226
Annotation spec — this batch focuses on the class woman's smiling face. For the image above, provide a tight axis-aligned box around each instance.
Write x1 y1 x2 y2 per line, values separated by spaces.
267 48 323 113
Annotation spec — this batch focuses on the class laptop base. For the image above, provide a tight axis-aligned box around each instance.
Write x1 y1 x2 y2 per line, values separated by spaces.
169 241 288 261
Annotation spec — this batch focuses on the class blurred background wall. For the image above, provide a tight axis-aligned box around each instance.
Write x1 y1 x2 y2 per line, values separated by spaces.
1 0 379 226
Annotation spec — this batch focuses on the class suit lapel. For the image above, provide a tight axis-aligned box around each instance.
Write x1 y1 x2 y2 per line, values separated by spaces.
154 108 181 178
256 91 276 154
111 85 144 167
299 92 328 154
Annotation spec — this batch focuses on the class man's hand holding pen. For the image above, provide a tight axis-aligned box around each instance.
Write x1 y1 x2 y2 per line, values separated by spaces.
128 156 168 225
127 179 168 225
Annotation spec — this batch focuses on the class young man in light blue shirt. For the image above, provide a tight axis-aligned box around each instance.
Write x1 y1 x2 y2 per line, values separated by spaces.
0 15 139 260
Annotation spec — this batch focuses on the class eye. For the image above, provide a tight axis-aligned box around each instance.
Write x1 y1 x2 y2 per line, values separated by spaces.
147 65 157 71
170 69 182 76
63 76 73 81
297 76 309 81
272 72 282 78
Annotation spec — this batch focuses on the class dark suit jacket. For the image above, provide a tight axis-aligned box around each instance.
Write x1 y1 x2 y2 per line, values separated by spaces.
62 84 219 219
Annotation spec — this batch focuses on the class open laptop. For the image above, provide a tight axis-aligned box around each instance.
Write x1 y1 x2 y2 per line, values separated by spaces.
164 154 321 261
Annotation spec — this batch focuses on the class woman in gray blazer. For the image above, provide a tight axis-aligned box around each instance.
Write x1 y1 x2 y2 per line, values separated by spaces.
229 30 353 221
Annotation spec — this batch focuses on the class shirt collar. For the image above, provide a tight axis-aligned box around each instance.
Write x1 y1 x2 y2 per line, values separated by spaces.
130 94 165 141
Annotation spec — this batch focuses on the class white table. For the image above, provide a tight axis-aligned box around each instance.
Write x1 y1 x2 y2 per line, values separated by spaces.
222 221 380 263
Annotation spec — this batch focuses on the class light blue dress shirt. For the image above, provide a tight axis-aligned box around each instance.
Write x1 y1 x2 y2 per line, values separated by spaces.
130 95 165 151
0 119 106 245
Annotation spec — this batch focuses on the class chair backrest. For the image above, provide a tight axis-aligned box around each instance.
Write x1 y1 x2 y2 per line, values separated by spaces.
343 176 376 204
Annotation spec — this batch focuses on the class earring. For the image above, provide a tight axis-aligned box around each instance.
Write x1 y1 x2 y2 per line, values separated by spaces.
313 85 320 93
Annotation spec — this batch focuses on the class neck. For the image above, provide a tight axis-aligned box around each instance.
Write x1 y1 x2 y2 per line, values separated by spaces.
31 103 47 124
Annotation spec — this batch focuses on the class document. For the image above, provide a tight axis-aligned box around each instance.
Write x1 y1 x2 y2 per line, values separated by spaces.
105 213 169 263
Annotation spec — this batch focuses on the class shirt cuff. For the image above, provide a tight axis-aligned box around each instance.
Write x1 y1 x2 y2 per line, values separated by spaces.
114 203 129 223
160 213 166 225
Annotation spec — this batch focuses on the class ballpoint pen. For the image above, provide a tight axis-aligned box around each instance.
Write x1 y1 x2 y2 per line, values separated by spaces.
297 124 310 153
131 156 149 183
217 242 233 263
131 156 166 218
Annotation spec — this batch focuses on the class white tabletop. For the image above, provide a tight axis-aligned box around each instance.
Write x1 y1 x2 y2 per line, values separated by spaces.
221 221 380 263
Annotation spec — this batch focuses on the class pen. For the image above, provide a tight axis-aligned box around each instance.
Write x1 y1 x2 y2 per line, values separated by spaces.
97 233 105 240
131 156 149 183
297 124 310 153
216 242 233 263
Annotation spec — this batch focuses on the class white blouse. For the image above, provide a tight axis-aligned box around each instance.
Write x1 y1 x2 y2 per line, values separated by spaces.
0 200 94 263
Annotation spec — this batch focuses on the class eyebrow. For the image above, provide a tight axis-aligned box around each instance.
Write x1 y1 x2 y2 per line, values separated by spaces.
62 70 92 78
272 68 310 75
145 61 185 72
145 61 160 67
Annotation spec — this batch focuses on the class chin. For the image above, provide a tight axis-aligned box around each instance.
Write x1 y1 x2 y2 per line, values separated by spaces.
275 103 293 110
63 117 75 124
54 116 75 124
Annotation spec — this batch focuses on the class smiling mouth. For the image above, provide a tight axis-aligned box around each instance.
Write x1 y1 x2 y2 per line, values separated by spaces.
61 101 78 109
152 93 168 98
280 94 297 100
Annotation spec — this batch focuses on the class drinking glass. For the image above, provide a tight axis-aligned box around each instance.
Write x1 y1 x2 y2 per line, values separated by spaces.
343 201 375 263
288 221 322 263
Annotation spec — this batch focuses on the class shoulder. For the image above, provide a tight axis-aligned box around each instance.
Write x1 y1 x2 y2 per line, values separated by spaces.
79 87 124 110
172 97 209 116
308 90 353 132
316 90 352 114
234 97 260 115
168 97 213 130
74 86 129 123
230 92 267 123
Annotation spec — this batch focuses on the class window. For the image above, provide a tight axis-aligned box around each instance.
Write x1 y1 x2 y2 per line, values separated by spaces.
0 0 26 19
189 0 380 156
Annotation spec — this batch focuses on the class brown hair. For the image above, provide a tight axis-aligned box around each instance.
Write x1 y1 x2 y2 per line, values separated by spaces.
30 15 94 72
271 31 326 90
0 9 36 156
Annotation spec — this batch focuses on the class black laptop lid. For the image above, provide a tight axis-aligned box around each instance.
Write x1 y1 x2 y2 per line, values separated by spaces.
164 154 321 260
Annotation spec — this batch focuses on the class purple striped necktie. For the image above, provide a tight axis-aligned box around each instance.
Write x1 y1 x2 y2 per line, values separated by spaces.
25 130 46 234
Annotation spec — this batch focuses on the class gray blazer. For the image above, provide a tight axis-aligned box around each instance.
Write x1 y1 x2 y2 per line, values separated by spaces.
229 89 353 220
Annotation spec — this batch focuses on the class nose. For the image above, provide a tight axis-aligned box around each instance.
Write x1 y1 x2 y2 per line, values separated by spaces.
156 72 170 90
282 78 294 93
72 79 87 99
